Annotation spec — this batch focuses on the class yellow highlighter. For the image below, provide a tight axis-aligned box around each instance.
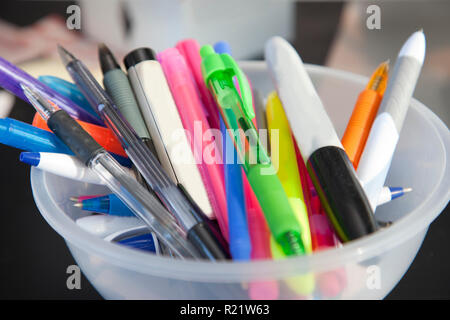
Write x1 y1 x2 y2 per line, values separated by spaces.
266 92 315 296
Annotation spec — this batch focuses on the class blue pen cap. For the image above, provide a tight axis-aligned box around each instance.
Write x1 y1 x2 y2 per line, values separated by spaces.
214 41 232 55
19 152 41 166
118 233 158 253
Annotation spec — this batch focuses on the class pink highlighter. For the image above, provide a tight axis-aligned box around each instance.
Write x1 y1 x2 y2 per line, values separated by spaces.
176 39 278 299
176 40 221 131
158 48 229 241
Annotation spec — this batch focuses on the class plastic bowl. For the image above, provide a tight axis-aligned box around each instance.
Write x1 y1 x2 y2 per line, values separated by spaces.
30 62 450 299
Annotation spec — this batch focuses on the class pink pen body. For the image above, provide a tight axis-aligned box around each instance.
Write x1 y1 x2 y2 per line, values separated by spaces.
158 48 229 240
176 39 221 131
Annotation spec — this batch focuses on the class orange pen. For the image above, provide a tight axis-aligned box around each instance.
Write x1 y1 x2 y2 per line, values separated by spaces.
341 61 389 168
32 112 127 158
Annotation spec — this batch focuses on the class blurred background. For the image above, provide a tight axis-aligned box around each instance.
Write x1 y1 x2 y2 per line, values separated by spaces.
0 0 448 299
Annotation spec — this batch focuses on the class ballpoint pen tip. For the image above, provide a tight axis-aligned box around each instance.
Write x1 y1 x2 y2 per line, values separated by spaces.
69 197 79 202
57 44 75 66
403 187 413 193
73 202 82 208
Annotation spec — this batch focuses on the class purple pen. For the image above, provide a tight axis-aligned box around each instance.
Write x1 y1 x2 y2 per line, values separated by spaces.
0 56 103 126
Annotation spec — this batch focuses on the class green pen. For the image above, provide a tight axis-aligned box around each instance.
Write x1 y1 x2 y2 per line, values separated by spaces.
200 45 305 256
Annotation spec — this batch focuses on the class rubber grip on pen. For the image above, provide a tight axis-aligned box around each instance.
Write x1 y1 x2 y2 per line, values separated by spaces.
103 69 150 140
47 110 104 165
341 90 382 168
307 146 378 242
247 163 304 255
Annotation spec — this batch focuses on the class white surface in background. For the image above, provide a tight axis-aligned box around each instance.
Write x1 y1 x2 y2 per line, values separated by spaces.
80 0 295 59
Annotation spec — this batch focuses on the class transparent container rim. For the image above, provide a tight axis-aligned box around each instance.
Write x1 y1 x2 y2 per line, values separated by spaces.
30 63 450 283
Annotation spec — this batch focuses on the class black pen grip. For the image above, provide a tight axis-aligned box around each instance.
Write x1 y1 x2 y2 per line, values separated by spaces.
307 146 378 242
47 110 103 165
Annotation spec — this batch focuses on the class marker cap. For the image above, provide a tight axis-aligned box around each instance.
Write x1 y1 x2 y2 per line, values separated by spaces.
19 152 41 167
123 48 157 69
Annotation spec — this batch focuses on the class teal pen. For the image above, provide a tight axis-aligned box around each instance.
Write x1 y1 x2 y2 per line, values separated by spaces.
38 75 101 121
98 44 157 156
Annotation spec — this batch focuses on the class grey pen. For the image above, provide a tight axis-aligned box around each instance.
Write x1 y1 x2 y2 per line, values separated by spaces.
21 84 199 259
98 43 157 156
357 30 426 210
57 45 229 260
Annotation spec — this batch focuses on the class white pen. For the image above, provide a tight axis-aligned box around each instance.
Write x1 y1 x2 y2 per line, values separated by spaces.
265 36 377 242
357 30 426 211
20 152 134 185
124 48 213 219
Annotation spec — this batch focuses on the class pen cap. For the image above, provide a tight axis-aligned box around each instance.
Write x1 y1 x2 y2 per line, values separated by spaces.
200 45 254 119
157 48 190 88
214 41 232 55
123 48 157 69
47 110 104 165
0 117 72 154
307 146 378 242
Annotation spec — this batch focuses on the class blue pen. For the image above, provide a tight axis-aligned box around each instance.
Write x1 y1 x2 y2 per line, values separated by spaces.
214 41 251 261
0 117 131 167
38 75 101 121
72 194 134 217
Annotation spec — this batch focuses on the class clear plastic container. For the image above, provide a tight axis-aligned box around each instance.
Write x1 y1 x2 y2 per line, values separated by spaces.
30 62 450 299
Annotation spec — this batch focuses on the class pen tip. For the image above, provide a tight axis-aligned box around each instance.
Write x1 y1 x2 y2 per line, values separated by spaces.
98 43 120 74
403 187 413 193
73 202 82 208
69 197 79 202
57 44 75 66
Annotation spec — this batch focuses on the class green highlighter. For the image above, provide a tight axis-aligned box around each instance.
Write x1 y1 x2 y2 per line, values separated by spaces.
200 45 305 256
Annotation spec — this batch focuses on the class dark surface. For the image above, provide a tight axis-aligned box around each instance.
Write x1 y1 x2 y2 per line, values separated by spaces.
0 1 448 300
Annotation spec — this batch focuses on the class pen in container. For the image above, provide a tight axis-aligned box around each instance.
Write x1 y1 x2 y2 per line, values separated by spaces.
357 30 426 211
33 111 127 158
38 75 100 121
57 45 229 260
158 47 229 241
265 36 377 242
0 56 103 126
123 48 214 221
21 84 199 259
0 117 131 167
98 44 157 156
20 152 134 185
201 45 305 256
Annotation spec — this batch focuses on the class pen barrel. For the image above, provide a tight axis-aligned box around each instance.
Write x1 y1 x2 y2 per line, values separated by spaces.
47 110 103 165
307 146 378 242
341 90 382 168
103 69 150 140
187 222 229 260
247 163 304 255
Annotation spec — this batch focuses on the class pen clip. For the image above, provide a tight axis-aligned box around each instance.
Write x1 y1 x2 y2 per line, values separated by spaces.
220 54 255 120
201 45 255 119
